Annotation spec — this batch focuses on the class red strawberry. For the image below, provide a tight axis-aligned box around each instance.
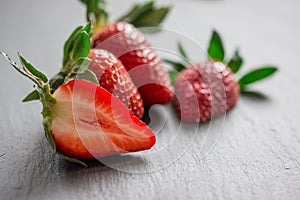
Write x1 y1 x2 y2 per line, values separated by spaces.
88 49 144 118
1 52 155 165
79 1 173 106
92 22 173 106
52 79 155 159
173 61 239 122
168 32 277 123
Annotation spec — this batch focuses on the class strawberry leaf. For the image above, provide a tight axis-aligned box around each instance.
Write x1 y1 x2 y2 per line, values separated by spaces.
23 90 40 102
72 58 92 74
49 72 67 93
70 31 91 61
77 70 99 85
118 1 154 23
84 22 92 37
118 1 171 28
207 30 225 61
168 70 179 84
133 7 170 28
178 42 190 62
44 122 56 152
228 50 243 73
18 53 48 83
56 152 87 167
238 66 278 90
164 59 186 72
63 26 82 66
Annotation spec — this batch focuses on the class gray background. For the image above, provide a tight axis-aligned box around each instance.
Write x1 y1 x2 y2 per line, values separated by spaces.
0 0 300 199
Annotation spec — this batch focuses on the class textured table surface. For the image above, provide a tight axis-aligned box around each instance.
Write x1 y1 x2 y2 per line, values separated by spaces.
1 0 300 199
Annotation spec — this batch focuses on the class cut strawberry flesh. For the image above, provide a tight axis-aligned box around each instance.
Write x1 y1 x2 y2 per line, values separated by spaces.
51 80 155 159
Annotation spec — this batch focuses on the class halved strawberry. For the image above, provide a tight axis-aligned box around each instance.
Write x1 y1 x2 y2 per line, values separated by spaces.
1 52 155 165
88 49 144 118
52 79 154 159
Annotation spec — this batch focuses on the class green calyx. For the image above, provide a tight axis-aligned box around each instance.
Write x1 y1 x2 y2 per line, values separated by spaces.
79 0 171 34
60 23 98 86
164 30 278 91
62 23 91 70
117 0 171 28
164 42 192 83
206 29 278 92
47 23 98 95
1 52 87 167
24 23 98 99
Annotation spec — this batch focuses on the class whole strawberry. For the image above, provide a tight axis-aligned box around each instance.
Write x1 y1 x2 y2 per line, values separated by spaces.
93 22 173 105
44 24 144 118
167 31 277 122
80 0 173 106
1 52 155 165
173 61 239 122
88 48 144 118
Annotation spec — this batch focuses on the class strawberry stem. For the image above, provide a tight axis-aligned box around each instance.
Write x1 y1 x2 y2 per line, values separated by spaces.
1 52 87 166
82 0 109 36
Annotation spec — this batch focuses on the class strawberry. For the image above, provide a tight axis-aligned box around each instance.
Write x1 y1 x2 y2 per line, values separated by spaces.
167 31 277 122
1 52 155 165
80 0 174 106
52 79 154 159
38 24 144 118
173 61 239 122
92 22 173 105
87 49 144 118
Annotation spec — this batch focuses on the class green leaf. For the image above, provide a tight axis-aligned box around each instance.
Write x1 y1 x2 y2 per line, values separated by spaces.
63 26 83 65
49 72 67 93
84 22 92 36
118 1 154 23
56 152 87 167
238 66 278 90
228 50 243 73
168 70 179 83
43 117 56 152
207 30 225 61
178 42 190 62
164 59 186 71
118 0 171 28
70 31 91 61
72 58 91 74
1 52 43 88
133 7 171 27
22 90 40 102
77 69 99 85
18 53 48 83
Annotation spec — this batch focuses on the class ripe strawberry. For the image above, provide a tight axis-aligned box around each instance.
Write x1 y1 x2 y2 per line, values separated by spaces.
173 61 239 122
88 49 144 118
167 33 277 122
45 24 144 118
52 79 154 159
80 0 173 106
1 52 155 165
92 22 173 105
